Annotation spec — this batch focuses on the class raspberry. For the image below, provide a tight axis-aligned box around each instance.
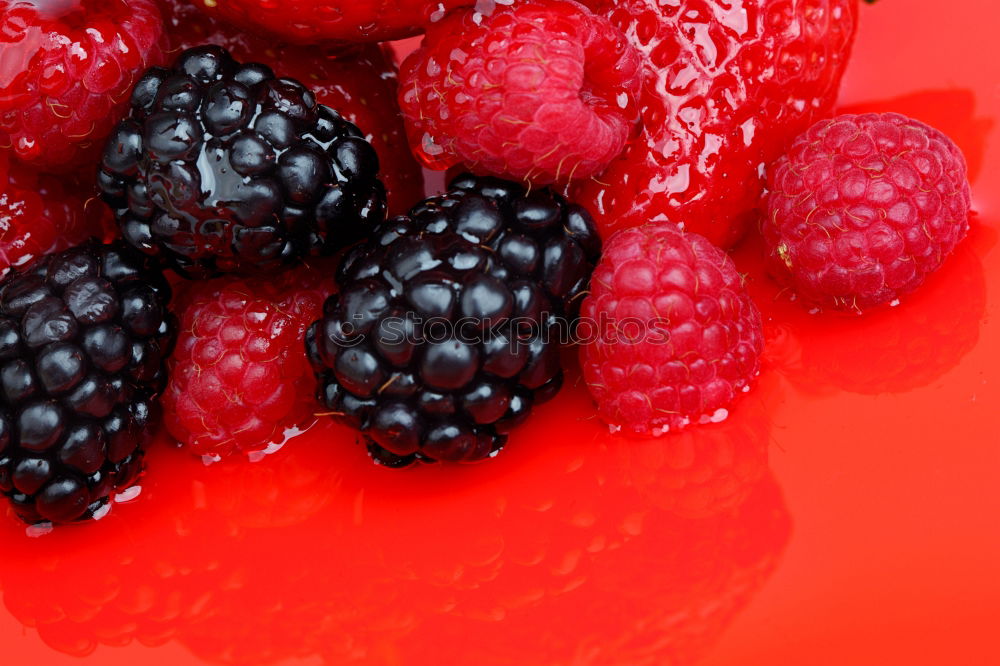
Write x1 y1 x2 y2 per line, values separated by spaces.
400 0 642 185
181 0 472 45
762 113 972 313
579 225 763 436
162 263 333 459
1 153 115 279
98 46 386 278
158 0 425 216
570 0 859 248
0 0 165 171
0 241 176 524
306 174 601 465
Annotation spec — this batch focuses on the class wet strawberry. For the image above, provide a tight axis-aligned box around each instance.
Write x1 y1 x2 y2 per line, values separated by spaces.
572 0 859 248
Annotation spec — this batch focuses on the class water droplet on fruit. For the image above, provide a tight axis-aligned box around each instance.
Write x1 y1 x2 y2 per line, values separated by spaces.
421 133 445 156
429 3 446 21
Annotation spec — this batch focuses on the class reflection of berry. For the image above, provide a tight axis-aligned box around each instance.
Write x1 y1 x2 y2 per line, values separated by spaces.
572 473 790 666
376 381 789 665
399 0 641 185
349 391 631 609
571 0 859 248
158 0 424 215
163 263 333 458
0 242 175 524
307 174 601 465
1 155 115 280
178 425 350 530
99 46 386 278
788 235 988 394
762 113 971 312
0 0 165 170
579 225 763 436
612 375 774 519
0 436 358 660
0 379 789 665
0 525 214 657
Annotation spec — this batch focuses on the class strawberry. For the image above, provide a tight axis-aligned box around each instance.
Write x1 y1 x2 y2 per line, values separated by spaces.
571 0 859 248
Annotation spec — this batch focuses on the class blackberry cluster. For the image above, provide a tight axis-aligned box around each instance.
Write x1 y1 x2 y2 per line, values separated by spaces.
99 45 386 278
306 174 601 465
0 242 176 524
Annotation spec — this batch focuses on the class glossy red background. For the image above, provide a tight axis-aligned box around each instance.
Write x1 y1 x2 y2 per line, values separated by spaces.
1 0 998 664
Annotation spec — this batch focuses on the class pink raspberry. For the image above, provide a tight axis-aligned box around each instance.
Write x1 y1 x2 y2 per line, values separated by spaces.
162 264 333 459
399 0 642 185
762 112 972 313
579 225 763 436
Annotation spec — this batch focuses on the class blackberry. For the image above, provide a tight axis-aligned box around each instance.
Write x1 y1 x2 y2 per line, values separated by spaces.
306 174 601 465
0 242 176 524
98 45 386 279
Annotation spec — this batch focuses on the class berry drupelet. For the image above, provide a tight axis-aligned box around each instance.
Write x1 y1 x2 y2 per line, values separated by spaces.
0 242 176 524
306 174 601 466
399 0 642 185
98 45 386 279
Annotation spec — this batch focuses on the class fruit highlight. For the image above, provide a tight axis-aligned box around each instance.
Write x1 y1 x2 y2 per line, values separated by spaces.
99 45 386 278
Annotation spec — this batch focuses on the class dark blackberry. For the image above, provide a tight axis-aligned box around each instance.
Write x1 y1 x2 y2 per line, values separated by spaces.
306 174 601 465
0 242 176 524
98 45 386 279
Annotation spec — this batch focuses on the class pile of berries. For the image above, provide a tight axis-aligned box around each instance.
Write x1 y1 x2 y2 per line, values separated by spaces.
0 0 972 525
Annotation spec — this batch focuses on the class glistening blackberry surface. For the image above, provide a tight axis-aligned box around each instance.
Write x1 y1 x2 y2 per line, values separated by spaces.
0 242 176 524
306 174 601 465
98 45 386 278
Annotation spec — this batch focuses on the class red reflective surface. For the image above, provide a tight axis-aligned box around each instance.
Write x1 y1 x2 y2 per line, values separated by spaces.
2 0 999 664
